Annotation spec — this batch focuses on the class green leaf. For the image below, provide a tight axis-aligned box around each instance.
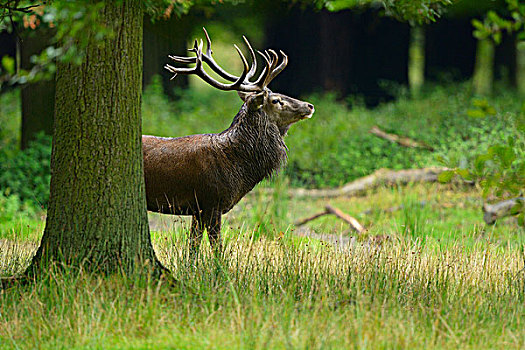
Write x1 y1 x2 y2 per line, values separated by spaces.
472 98 489 108
493 31 502 45
438 170 454 183
456 168 471 179
471 19 485 30
1 55 15 74
485 106 497 115
473 157 485 174
517 213 524 227
467 109 486 118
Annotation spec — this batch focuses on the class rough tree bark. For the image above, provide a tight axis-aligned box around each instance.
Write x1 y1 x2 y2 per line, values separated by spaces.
25 1 164 276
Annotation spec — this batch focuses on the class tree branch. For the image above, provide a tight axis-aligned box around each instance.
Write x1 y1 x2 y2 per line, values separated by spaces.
369 125 434 151
295 204 366 234
285 167 449 198
483 197 524 225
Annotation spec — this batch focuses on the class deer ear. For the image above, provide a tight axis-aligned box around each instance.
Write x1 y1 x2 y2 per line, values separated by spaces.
241 91 266 111
237 91 250 102
250 91 266 109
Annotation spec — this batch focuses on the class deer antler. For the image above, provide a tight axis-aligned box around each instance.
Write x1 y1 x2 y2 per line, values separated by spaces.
165 28 287 92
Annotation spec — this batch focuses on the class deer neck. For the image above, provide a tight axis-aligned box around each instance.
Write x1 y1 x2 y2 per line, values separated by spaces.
218 104 287 186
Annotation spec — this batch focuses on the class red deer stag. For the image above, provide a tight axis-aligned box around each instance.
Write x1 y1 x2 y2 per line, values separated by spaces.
143 29 314 253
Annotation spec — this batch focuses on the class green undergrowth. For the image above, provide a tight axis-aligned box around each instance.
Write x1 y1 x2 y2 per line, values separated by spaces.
0 192 43 242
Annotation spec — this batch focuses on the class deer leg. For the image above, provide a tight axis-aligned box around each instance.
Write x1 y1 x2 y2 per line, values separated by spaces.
205 210 222 255
189 214 205 255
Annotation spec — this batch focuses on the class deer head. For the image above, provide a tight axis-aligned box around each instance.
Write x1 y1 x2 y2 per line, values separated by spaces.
165 28 314 135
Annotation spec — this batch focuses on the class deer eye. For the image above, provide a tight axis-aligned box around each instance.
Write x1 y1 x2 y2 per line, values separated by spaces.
271 99 280 104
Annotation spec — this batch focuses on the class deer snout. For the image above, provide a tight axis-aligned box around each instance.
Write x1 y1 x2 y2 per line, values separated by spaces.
300 103 315 119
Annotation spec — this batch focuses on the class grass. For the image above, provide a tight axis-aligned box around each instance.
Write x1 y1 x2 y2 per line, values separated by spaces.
1 76 523 348
0 230 523 349
1 182 524 349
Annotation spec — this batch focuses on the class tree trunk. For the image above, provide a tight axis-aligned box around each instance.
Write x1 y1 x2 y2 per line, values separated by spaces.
517 39 525 96
26 1 162 276
20 28 55 150
143 15 190 98
318 10 354 95
472 38 494 95
408 25 425 98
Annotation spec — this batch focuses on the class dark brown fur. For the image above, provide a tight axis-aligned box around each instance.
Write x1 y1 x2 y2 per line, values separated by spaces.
143 91 314 251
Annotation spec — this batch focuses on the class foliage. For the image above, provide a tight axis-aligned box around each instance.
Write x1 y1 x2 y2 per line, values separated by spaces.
439 100 524 223
471 0 525 43
0 80 519 207
285 83 519 188
1 2 110 86
0 191 41 239
0 0 224 88
314 0 456 24
0 87 20 152
0 133 51 207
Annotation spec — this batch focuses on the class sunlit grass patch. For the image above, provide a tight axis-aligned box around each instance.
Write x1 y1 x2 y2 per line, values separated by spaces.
1 232 524 349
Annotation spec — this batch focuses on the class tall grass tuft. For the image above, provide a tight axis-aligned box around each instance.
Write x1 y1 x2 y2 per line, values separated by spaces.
400 193 430 242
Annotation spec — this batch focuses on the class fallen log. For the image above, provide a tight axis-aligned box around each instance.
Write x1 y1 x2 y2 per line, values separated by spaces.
483 197 524 225
369 126 434 151
288 167 449 198
295 205 366 234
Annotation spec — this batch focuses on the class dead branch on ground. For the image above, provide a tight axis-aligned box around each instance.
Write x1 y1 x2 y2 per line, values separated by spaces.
483 197 524 225
369 125 434 151
295 205 366 234
287 167 449 198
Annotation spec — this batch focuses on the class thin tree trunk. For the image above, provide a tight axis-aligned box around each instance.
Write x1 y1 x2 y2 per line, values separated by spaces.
517 39 525 96
408 25 425 98
473 38 495 95
143 15 190 98
20 27 55 150
26 1 162 276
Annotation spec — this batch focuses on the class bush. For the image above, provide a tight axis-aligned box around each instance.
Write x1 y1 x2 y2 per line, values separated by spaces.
0 191 42 239
439 100 525 224
0 88 20 154
0 192 36 224
0 133 52 207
